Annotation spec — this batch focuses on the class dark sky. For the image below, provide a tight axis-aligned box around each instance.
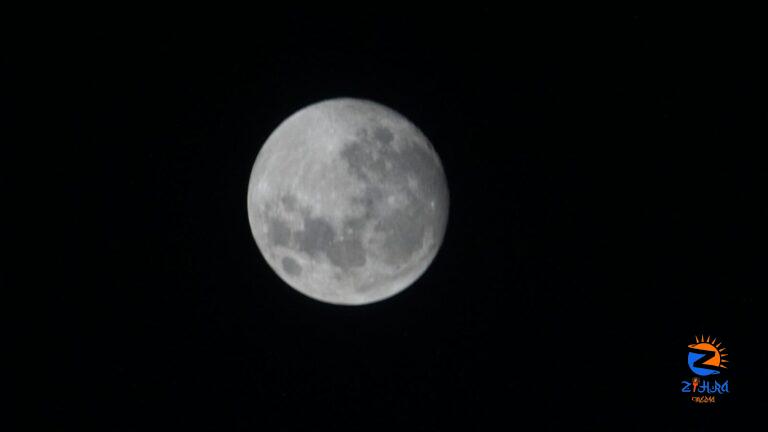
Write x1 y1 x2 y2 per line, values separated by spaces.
9 9 766 430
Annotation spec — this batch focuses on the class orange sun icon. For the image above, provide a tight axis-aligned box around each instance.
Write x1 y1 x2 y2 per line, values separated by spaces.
688 335 728 376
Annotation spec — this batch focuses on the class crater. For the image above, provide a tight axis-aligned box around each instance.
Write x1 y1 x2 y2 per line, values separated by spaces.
282 256 302 276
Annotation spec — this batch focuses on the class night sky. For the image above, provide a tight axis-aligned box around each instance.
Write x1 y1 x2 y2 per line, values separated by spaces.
10 9 766 430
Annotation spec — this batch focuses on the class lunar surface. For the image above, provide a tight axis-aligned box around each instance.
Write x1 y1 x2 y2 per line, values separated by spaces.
247 98 449 305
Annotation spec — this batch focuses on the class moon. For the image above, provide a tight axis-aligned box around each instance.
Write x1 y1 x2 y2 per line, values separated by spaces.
247 98 449 305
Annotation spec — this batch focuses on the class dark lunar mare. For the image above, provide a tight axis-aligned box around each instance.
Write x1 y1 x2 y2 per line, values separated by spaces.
339 125 443 268
264 198 368 276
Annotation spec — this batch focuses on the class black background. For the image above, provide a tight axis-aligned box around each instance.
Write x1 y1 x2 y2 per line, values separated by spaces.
8 9 766 430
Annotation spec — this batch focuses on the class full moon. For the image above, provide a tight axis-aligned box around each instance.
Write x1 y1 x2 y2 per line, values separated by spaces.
247 98 449 305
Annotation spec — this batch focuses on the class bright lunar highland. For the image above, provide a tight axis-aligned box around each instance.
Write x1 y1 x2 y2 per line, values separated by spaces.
247 98 449 305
